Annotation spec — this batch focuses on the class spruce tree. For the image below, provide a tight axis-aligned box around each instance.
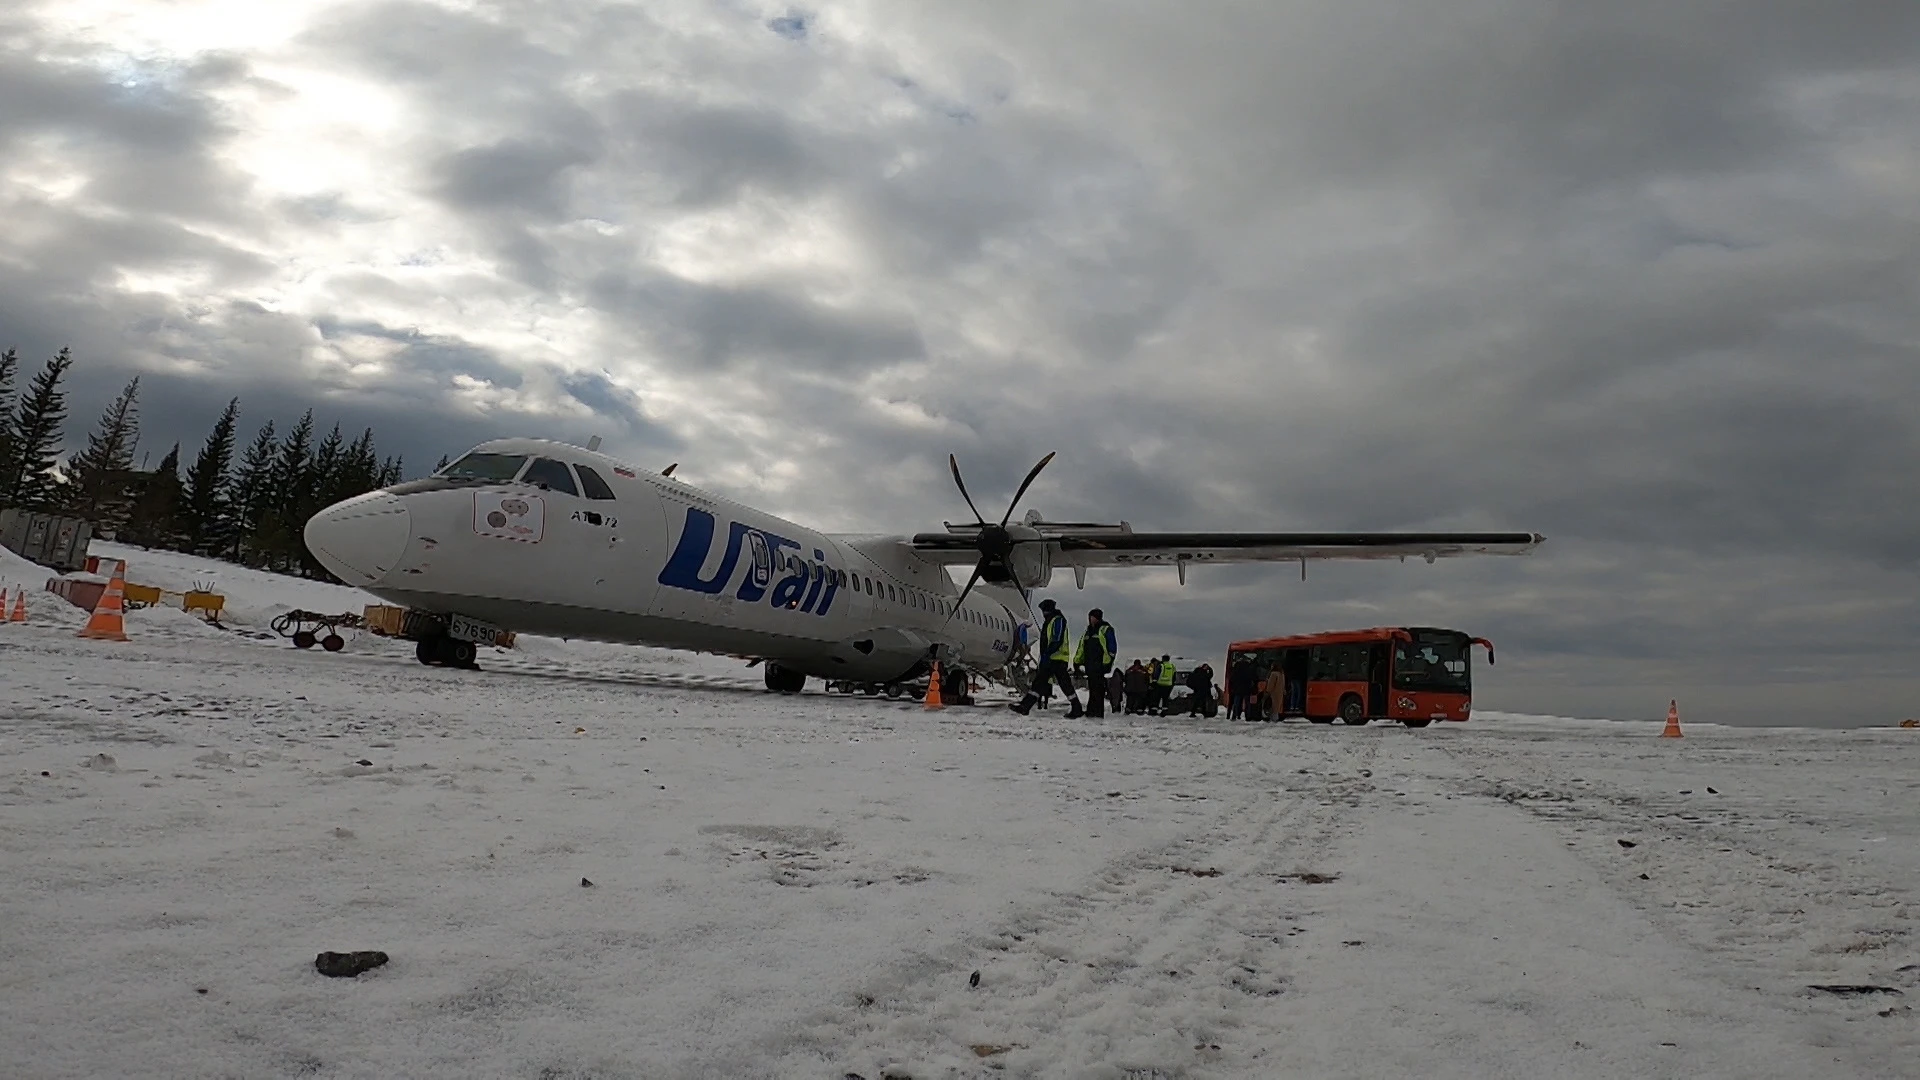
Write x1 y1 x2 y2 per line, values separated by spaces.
3 348 75 510
434 453 450 474
0 348 18 502
63 376 141 530
228 420 277 561
260 410 314 569
182 398 239 553
122 443 182 548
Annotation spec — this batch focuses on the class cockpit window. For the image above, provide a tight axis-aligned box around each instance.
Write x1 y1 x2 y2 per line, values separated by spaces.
575 464 617 501
522 457 579 496
441 452 526 482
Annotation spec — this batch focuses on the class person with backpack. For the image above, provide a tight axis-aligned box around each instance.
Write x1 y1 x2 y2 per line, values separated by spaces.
1072 608 1118 718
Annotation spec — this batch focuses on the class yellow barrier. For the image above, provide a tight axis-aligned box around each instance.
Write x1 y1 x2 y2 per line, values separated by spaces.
184 592 225 618
122 582 164 608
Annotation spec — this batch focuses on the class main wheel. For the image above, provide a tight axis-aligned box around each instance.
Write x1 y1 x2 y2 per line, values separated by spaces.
763 663 805 694
447 638 478 668
416 637 442 666
884 683 904 699
1338 695 1368 726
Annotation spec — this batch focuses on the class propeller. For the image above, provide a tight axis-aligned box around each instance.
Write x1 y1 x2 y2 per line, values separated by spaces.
942 451 1055 629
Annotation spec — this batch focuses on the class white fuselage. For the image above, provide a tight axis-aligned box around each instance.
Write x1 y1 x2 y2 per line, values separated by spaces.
304 439 1023 683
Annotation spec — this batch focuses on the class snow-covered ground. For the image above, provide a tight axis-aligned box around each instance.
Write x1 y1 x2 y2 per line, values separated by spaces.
2 548 1917 1079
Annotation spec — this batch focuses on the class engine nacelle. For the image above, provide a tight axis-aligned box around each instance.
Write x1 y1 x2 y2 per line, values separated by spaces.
1006 527 1052 589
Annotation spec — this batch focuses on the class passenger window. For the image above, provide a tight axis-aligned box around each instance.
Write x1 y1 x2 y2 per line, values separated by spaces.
522 457 579 496
575 464 617 501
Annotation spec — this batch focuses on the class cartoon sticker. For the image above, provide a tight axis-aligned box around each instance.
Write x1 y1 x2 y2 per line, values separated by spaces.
474 492 545 542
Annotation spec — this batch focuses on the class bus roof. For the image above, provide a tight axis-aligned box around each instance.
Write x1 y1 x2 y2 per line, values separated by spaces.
1226 626 1468 652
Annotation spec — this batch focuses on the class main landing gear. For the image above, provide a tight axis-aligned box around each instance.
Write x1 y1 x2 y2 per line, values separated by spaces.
416 634 479 670
764 662 807 694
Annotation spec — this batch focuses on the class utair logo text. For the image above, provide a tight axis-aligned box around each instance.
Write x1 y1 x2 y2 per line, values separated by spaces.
657 507 840 616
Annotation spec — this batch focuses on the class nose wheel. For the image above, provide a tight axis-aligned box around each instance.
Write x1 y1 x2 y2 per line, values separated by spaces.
416 635 479 669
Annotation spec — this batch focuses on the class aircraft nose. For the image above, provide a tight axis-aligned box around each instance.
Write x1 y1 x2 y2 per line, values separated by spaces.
304 492 411 586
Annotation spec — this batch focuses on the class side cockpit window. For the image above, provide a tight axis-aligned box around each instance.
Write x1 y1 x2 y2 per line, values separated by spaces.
522 457 579 496
575 464 617 501
442 452 527 482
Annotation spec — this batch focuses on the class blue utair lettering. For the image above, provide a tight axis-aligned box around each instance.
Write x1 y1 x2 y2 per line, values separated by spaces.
658 506 836 616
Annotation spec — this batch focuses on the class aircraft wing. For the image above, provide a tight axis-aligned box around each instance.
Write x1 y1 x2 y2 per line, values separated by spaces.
908 521 1544 569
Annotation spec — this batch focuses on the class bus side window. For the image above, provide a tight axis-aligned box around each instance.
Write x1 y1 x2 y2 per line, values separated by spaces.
1308 646 1336 681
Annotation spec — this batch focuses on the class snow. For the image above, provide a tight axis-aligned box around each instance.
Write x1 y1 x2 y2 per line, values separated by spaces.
2 548 1917 1079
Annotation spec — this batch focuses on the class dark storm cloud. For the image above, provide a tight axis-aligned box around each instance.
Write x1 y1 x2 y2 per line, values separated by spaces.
585 267 924 374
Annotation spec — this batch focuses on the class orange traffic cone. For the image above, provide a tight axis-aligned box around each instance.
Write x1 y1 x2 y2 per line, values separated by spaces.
78 560 131 642
924 661 945 710
1661 700 1683 738
6 586 25 623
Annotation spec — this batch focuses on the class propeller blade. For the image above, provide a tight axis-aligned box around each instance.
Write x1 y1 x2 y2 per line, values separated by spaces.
1000 451 1056 527
949 454 987 526
943 560 988 632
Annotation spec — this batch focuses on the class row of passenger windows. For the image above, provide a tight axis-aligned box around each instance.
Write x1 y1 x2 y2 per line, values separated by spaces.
844 568 1009 633
442 453 1012 633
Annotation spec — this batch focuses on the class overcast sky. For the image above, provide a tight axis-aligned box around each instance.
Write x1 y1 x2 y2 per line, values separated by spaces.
4 1 1916 725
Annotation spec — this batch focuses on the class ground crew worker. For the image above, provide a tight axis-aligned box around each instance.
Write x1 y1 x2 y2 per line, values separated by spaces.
1073 608 1117 719
1155 653 1176 714
1010 598 1081 717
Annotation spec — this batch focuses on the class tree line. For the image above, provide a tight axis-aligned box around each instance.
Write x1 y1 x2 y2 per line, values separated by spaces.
0 347 408 579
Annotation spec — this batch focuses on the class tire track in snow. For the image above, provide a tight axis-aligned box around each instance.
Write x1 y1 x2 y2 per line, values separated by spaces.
781 736 1382 1078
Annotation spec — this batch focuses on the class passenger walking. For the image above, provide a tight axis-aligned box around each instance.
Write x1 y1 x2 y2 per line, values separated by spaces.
1009 599 1081 717
1227 655 1255 720
1073 608 1118 719
1186 662 1216 718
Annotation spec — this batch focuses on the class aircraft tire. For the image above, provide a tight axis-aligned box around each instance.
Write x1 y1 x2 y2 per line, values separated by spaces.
884 683 904 699
416 637 441 666
292 630 317 649
764 663 805 694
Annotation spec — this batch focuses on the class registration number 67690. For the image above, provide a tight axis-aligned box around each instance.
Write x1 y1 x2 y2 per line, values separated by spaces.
447 613 502 644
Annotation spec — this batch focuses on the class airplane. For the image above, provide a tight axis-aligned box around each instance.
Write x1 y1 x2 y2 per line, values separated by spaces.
302 437 1544 696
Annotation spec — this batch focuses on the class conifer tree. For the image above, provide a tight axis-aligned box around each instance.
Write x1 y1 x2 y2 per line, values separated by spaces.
228 420 277 561
182 398 239 553
63 376 141 530
434 453 450 474
3 348 75 510
122 443 182 548
0 348 18 500
258 410 314 568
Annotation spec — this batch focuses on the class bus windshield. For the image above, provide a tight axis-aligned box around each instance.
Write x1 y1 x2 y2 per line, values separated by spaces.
1393 632 1470 693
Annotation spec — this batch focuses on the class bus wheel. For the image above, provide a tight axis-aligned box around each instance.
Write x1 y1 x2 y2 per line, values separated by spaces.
1401 717 1432 728
1338 695 1368 725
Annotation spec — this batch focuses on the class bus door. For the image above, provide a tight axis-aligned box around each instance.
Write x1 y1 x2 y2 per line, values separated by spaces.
1367 642 1390 717
1283 649 1309 714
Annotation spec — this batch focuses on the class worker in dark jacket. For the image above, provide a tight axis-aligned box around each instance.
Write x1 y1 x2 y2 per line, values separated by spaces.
1106 666 1125 715
1010 599 1080 717
1072 608 1118 718
1186 662 1216 717
1124 660 1150 714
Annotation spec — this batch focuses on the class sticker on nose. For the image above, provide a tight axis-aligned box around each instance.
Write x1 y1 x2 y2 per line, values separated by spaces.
474 492 545 542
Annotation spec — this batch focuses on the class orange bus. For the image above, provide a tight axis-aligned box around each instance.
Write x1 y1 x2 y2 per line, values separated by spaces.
1225 627 1495 728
